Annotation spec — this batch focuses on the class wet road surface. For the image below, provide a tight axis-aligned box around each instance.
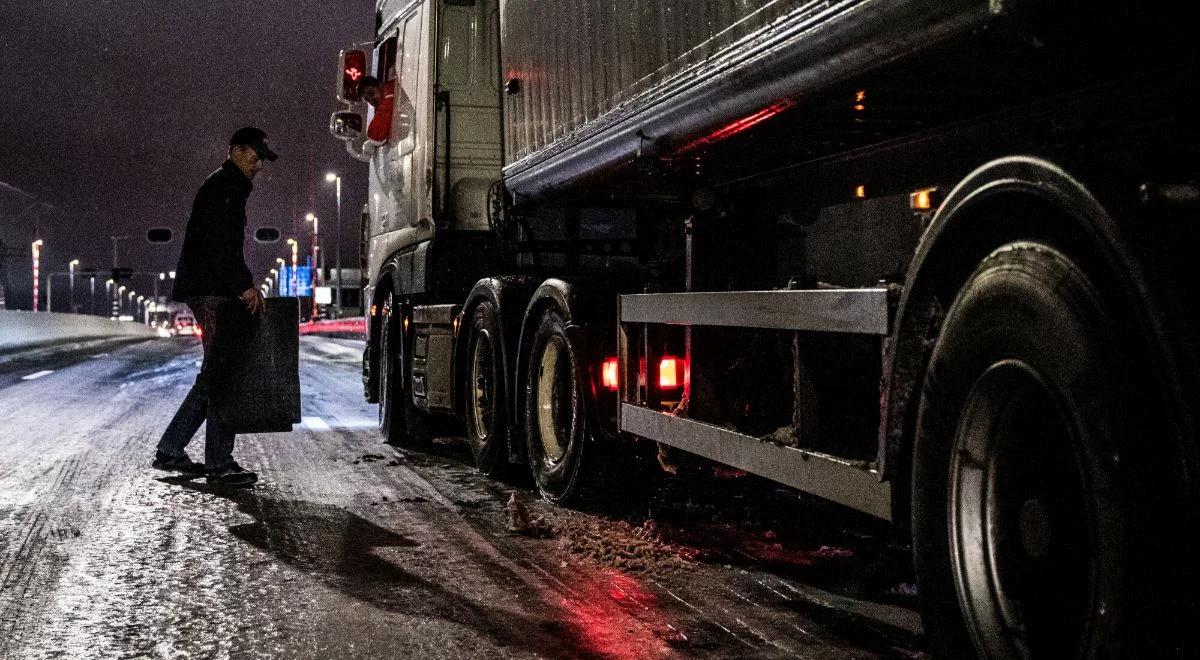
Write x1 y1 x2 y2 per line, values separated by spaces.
0 335 924 659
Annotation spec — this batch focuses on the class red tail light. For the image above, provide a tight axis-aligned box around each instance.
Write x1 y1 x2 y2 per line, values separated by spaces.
658 356 684 390
194 326 203 337
601 357 619 391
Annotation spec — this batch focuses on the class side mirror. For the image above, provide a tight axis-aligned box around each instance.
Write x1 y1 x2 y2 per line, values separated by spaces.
254 227 281 243
329 111 364 141
338 49 369 104
147 227 173 243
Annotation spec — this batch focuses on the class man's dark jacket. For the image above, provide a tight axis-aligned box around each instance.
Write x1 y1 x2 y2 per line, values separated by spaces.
171 161 254 302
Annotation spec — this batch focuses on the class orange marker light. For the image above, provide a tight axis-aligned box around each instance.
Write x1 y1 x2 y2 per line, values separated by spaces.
855 185 867 199
602 357 619 391
910 187 940 211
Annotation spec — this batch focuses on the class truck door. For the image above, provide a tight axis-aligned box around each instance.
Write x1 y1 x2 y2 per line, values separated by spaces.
370 4 432 234
434 0 502 232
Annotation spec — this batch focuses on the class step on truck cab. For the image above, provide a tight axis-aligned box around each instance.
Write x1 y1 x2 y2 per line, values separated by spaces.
330 1 1200 654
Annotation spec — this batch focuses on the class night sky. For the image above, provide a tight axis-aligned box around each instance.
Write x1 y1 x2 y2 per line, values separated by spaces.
0 0 375 310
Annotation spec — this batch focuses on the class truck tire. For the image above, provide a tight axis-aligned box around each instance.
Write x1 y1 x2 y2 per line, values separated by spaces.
912 242 1153 657
464 300 508 476
378 292 406 443
379 292 432 448
524 307 591 503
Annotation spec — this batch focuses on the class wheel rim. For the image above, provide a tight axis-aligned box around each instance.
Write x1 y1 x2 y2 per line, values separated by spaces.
950 360 1095 658
535 334 575 464
469 330 494 443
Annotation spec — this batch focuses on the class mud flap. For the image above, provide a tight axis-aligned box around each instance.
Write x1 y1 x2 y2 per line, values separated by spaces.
210 297 302 433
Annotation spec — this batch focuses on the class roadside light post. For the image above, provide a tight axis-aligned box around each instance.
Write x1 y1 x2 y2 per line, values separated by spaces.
154 272 166 308
31 239 43 312
306 213 320 321
286 239 298 297
117 285 126 318
68 259 79 312
325 172 342 318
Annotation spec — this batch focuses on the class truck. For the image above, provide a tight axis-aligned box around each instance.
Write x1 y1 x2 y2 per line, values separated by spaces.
328 1 1199 655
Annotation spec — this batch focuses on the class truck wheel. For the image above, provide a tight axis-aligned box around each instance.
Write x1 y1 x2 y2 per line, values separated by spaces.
465 301 508 475
524 307 590 503
378 292 406 442
912 242 1150 657
379 293 431 448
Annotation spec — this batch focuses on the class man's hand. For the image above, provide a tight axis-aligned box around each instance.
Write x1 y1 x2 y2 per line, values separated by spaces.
240 287 266 317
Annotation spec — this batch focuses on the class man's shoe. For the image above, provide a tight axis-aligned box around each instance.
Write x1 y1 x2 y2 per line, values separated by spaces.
152 451 207 476
206 461 258 487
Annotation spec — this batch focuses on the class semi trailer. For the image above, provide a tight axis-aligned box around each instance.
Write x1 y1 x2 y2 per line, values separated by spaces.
328 1 1199 654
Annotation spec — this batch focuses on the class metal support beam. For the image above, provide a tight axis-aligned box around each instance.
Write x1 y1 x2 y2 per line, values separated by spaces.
621 404 892 521
620 288 890 334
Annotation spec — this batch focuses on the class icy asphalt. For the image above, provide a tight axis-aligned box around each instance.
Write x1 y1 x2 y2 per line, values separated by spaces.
0 335 925 659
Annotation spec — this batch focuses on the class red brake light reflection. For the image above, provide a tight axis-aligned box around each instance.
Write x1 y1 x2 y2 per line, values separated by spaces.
601 357 619 391
680 100 795 152
658 356 683 390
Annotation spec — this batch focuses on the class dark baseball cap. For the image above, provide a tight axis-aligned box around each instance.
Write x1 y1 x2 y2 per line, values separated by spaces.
229 126 279 161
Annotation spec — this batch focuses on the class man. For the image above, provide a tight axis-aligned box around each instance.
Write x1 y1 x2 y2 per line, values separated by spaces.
358 75 395 144
152 126 276 486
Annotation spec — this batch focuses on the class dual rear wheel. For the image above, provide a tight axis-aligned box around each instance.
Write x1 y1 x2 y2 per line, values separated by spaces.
463 302 593 502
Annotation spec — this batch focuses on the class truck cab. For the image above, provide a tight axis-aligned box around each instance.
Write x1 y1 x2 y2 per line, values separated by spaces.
332 0 503 323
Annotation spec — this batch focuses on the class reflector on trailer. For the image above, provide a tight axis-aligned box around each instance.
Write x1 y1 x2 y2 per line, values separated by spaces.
658 356 683 390
602 357 619 391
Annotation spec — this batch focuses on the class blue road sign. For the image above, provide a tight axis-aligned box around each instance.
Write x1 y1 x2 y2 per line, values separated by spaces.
279 266 312 297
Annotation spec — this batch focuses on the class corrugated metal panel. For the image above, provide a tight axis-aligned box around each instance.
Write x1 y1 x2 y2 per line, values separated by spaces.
500 0 993 200
501 0 797 165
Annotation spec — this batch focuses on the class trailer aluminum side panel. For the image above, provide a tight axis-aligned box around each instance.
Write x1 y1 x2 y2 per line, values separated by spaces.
500 0 995 201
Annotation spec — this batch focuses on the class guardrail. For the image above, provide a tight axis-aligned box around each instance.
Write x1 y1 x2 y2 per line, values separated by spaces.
0 310 159 353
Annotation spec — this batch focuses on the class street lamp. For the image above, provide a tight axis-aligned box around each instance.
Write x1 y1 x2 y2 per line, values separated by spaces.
68 259 79 312
325 172 343 317
154 271 167 306
31 239 43 312
117 285 126 317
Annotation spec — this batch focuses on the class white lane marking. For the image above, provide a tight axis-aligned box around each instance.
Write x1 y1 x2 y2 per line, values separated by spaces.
319 342 359 355
301 416 331 431
21 370 54 381
91 353 109 358
302 337 364 357
329 418 377 429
